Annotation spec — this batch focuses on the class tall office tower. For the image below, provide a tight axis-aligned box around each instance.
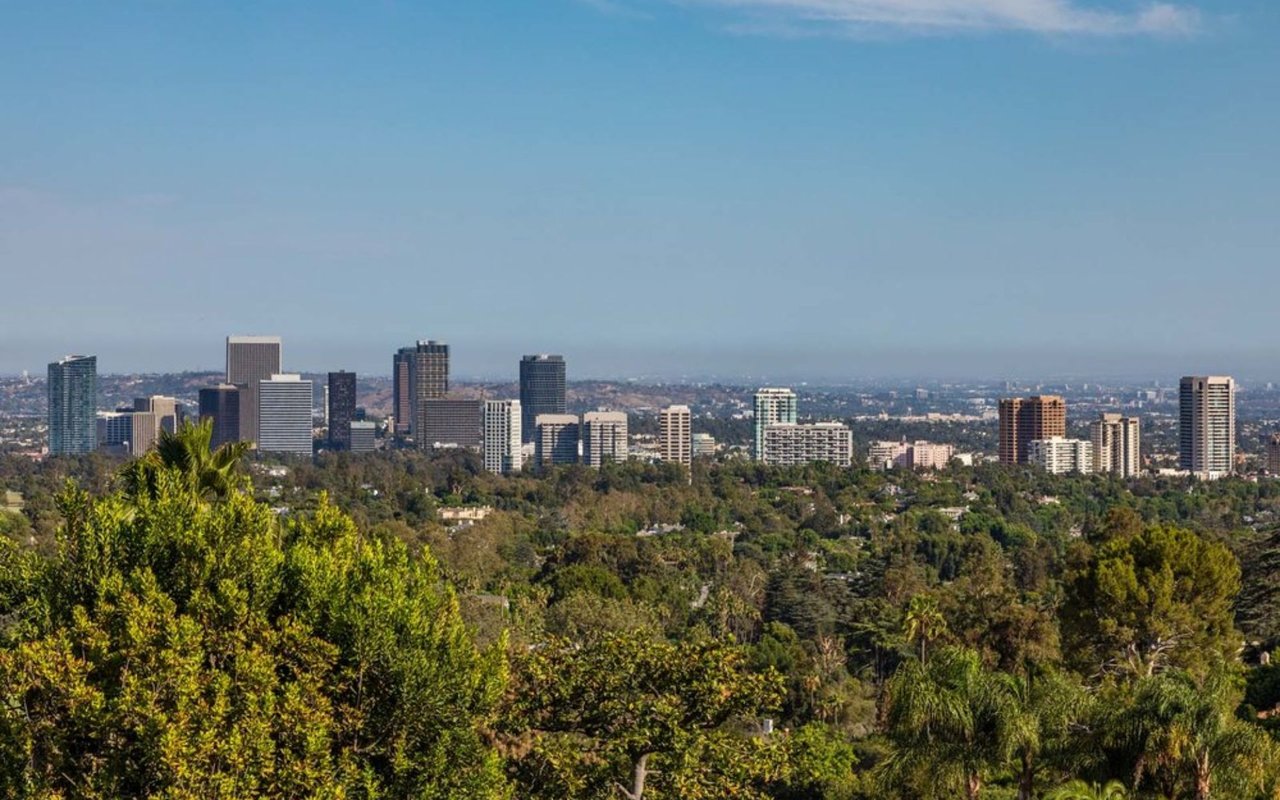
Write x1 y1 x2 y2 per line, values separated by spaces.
327 371 357 450
134 395 180 434
753 388 798 461
998 395 1067 464
226 336 282 447
198 384 241 450
392 346 414 436
129 412 159 455
257 374 314 456
47 355 97 455
535 413 580 465
1268 434 1280 475
1179 376 1236 476
408 341 450 443
659 405 692 467
1026 437 1093 475
1090 413 1141 478
762 422 853 467
349 421 377 454
419 399 483 449
483 400 522 475
582 411 629 467
519 355 566 443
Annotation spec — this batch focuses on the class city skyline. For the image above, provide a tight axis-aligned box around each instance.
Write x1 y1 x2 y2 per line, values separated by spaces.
3 3 1278 378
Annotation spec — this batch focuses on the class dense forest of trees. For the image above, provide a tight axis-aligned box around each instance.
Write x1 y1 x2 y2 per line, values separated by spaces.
2 422 1280 798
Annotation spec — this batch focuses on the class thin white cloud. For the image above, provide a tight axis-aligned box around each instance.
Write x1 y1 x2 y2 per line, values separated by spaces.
678 0 1201 37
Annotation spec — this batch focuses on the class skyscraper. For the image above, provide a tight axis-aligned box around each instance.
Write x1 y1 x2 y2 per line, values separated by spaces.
659 405 692 467
226 335 282 447
1090 413 1141 478
257 374 313 456
1179 376 1236 476
998 395 1067 464
753 388 797 461
582 411 628 467
198 384 241 450
483 399 522 475
47 355 97 455
134 395 180 435
392 346 415 436
408 341 449 444
519 355 566 443
535 413 580 466
327 371 357 450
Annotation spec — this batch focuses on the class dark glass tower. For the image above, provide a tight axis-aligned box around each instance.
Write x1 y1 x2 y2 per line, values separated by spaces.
198 385 241 450
327 371 357 449
48 355 97 454
392 347 414 436
519 354 566 443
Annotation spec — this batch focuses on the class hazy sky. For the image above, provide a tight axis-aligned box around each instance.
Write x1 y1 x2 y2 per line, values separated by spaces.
2 1 1277 380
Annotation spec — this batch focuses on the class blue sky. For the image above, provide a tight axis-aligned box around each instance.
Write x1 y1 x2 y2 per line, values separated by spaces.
1 1 1277 380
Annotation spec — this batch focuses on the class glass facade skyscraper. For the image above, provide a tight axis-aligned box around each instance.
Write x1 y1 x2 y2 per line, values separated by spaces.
519 354 566 443
48 355 97 455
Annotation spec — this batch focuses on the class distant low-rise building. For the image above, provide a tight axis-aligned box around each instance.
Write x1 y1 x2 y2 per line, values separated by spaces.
763 422 852 467
349 421 376 454
868 440 954 470
868 440 911 470
1027 437 1093 475
692 432 717 458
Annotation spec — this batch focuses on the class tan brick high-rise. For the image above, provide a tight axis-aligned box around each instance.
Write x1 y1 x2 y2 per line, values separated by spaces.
998 395 1066 464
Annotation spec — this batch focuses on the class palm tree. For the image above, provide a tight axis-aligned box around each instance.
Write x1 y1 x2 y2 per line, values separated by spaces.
122 418 250 500
1118 667 1274 800
998 667 1092 800
904 594 947 663
879 646 1009 800
1044 779 1128 800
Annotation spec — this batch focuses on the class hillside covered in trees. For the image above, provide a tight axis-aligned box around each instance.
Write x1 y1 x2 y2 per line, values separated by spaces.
2 424 1280 798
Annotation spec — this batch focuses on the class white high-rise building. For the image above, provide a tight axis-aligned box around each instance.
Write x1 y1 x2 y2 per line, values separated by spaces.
1026 437 1093 475
762 422 852 467
1180 376 1235 477
659 405 692 467
535 413 580 465
1090 413 1141 478
257 374 313 456
483 400 522 475
582 411 628 467
753 388 797 461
